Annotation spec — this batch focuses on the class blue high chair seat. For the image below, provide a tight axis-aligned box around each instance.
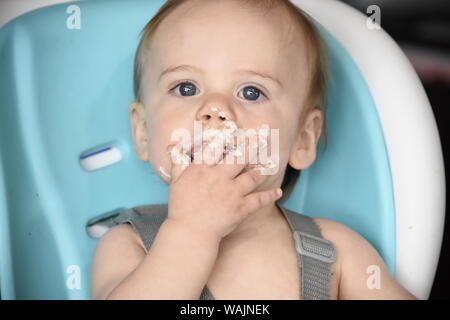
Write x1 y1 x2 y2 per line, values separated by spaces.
0 0 445 299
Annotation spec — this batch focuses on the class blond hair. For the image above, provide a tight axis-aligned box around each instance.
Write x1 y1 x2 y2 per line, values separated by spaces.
132 0 329 201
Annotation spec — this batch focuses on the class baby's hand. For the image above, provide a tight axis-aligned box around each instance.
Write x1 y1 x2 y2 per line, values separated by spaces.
166 141 282 241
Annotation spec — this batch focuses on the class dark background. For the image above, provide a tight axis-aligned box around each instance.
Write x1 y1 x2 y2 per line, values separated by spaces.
339 0 450 299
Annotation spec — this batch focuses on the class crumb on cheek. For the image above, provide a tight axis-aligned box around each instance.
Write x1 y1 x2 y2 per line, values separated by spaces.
158 166 171 181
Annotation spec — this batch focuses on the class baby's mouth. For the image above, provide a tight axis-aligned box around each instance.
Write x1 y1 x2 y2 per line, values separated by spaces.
168 121 276 174
188 121 239 162
188 139 231 163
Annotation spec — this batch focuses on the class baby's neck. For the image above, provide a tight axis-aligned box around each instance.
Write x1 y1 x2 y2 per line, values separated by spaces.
224 201 283 240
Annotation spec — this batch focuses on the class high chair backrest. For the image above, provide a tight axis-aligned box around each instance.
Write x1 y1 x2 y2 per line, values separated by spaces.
0 0 445 300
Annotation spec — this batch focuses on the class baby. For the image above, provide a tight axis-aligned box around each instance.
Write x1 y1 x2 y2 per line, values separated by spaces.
91 0 417 300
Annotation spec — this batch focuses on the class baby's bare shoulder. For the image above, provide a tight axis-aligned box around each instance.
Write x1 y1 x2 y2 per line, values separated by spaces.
91 224 147 299
100 223 147 254
313 217 417 299
312 217 380 273
106 223 139 241
313 217 365 248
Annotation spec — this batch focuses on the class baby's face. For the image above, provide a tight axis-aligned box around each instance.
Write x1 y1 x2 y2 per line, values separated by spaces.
131 0 321 191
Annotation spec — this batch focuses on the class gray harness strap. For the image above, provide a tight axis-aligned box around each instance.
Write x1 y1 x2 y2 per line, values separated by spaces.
112 204 168 253
279 204 336 300
112 203 336 300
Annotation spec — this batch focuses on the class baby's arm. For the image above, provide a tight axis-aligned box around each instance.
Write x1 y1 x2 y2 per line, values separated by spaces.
315 218 418 300
91 219 221 300
91 139 280 299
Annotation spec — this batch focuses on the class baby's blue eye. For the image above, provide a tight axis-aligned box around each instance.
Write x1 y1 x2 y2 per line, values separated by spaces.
238 86 265 102
172 82 198 97
171 82 266 102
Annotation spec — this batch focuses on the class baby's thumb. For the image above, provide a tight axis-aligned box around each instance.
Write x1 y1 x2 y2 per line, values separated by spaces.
167 144 190 184
240 187 283 215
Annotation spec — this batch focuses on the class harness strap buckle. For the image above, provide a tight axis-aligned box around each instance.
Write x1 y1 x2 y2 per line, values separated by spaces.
293 230 336 264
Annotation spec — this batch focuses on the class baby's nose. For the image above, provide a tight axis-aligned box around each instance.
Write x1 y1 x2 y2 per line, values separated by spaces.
200 106 229 124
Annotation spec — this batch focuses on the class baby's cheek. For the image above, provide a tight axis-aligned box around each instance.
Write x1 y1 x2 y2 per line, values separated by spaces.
147 123 174 184
148 143 172 184
278 133 291 165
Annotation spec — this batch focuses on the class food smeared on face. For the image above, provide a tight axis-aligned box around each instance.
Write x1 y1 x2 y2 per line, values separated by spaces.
167 121 278 177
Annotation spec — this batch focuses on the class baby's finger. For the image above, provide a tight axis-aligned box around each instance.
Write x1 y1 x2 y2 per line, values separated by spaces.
239 187 283 215
234 167 270 196
167 144 190 183
202 137 226 166
219 140 258 178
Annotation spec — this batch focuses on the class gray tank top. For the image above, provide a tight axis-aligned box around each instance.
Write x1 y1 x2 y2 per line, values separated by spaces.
112 201 336 300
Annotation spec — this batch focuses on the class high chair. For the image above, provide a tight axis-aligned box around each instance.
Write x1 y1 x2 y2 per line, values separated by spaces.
0 0 445 299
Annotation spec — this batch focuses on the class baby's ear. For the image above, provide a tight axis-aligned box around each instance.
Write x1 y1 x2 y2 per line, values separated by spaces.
128 101 149 161
288 108 323 170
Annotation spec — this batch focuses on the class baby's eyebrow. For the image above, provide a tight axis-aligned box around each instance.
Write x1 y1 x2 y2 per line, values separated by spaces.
235 68 283 88
158 64 282 88
158 64 201 81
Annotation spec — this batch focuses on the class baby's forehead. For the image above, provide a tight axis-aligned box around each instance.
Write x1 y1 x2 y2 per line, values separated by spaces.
149 2 310 81
152 1 308 57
